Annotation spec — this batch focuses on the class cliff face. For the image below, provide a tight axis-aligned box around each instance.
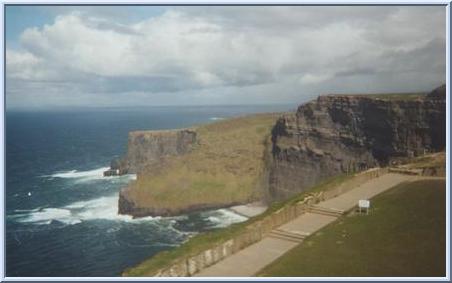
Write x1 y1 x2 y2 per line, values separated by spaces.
117 129 198 216
105 129 197 176
127 129 197 173
269 85 446 200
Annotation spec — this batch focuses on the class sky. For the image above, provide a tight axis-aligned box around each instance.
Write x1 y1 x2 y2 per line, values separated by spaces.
5 5 447 109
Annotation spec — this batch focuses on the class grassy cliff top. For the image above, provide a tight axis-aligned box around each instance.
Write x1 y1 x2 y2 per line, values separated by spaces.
127 113 282 213
325 92 427 101
402 151 445 169
129 128 193 135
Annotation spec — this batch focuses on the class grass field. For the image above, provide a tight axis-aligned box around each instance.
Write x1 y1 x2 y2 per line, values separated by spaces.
403 152 446 169
331 92 427 101
365 92 427 100
127 113 282 212
258 179 446 277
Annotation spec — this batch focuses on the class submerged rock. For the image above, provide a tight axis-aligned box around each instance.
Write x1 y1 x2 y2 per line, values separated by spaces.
103 157 129 176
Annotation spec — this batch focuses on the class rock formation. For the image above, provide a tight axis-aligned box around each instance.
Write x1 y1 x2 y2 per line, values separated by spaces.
104 129 197 176
126 129 197 173
269 85 446 200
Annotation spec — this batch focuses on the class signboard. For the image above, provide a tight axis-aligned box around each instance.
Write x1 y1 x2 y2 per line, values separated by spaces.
359 199 370 214
359 200 370 208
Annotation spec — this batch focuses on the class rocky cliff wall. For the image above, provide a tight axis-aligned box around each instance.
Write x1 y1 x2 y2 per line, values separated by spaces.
125 129 197 173
269 85 446 200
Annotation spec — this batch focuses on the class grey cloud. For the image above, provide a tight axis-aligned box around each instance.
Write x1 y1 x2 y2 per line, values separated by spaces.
5 5 447 109
85 18 141 35
177 6 399 31
335 67 377 77
377 37 446 75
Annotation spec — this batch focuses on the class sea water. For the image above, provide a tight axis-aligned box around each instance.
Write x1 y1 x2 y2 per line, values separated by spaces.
5 105 292 277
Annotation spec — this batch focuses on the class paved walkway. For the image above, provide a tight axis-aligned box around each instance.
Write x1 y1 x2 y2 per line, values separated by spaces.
195 173 418 277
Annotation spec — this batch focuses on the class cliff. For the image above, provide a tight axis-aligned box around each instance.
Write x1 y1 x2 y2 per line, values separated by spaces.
269 85 446 200
118 114 280 217
104 129 197 176
127 129 197 173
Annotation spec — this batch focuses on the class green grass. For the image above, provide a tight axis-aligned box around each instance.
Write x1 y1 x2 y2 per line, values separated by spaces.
403 152 445 169
366 92 426 100
258 179 446 277
333 92 426 101
123 172 354 276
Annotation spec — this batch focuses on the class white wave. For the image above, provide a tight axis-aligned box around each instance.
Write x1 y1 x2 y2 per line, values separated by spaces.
11 196 246 231
12 208 81 225
11 194 155 225
43 167 136 183
203 208 248 228
49 167 109 179
209 117 225 121
14 208 41 213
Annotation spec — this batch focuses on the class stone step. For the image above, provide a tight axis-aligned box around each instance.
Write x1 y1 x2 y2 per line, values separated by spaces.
273 229 308 239
307 205 344 217
389 167 423 176
268 229 307 243
268 232 304 243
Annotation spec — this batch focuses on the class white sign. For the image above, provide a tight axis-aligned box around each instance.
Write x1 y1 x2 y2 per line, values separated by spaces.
359 200 370 208
358 199 370 215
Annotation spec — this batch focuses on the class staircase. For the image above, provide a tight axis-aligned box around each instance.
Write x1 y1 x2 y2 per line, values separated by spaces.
268 206 344 243
268 229 308 243
388 167 423 176
307 205 344 217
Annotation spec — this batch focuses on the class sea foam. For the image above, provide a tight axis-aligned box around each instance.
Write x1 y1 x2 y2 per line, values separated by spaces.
11 194 154 225
42 167 136 183
13 166 247 228
209 117 225 121
11 197 248 229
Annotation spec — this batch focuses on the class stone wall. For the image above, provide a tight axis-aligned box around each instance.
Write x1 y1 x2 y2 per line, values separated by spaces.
146 167 387 277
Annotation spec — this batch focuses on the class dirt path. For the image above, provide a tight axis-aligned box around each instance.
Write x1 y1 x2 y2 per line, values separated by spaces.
195 173 421 277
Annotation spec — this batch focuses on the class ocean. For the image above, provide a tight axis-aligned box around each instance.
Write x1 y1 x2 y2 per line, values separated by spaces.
5 105 293 277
